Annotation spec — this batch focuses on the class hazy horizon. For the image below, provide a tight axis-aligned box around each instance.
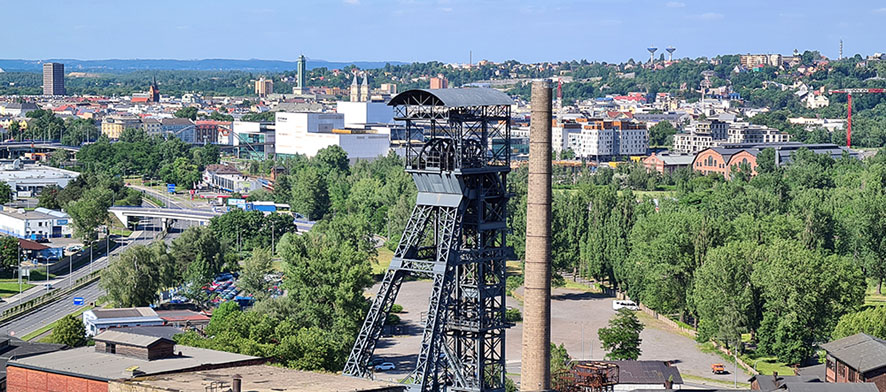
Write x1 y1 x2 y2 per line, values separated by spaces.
2 0 884 64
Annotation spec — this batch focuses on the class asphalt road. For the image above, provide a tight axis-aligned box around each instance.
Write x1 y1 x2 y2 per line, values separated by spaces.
0 217 187 338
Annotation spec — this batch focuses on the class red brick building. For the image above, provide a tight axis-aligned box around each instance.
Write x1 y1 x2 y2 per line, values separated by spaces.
7 330 261 392
643 152 694 174
692 147 759 178
821 334 886 392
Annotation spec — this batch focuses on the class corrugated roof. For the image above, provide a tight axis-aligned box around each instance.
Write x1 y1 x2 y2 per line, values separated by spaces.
821 333 886 373
388 88 513 107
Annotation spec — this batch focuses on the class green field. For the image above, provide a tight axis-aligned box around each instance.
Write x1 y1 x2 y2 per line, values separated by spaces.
865 281 886 305
0 280 35 298
374 247 394 275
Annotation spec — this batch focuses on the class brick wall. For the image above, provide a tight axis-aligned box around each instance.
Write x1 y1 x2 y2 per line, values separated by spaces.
7 366 107 392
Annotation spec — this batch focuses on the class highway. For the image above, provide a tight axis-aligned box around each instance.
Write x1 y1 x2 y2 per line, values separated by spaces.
0 217 188 339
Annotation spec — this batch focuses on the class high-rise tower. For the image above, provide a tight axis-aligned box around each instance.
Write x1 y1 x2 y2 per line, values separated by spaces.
42 63 65 96
345 88 514 392
295 54 306 95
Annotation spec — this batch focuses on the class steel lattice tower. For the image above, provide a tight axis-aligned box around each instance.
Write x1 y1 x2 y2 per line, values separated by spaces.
345 88 514 392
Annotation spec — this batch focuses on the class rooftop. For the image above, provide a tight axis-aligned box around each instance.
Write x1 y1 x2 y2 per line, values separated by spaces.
114 364 406 392
0 208 57 221
388 88 513 107
9 345 261 382
90 307 158 320
821 333 886 373
93 330 172 348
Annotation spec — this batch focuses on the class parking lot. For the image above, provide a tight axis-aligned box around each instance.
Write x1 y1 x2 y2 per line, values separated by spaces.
163 272 283 308
368 280 742 387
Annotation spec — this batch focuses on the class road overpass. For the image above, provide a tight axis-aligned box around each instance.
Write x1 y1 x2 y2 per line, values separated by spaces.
109 206 220 226
110 205 316 232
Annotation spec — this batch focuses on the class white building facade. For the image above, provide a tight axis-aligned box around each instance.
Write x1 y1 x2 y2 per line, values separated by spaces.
274 112 390 160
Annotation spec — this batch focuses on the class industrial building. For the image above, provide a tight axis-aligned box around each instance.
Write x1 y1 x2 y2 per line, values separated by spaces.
274 112 390 161
82 308 165 336
0 161 79 199
42 63 65 96
0 207 71 240
7 330 262 392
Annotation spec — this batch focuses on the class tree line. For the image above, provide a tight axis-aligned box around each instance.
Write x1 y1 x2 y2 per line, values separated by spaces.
508 148 886 364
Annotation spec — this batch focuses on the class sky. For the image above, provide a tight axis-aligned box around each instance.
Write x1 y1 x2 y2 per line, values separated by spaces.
2 0 885 64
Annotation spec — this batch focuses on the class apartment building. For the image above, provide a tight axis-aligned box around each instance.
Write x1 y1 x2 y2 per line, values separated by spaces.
101 115 141 139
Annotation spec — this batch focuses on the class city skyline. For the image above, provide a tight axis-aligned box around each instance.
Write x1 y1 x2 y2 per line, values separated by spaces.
2 0 884 65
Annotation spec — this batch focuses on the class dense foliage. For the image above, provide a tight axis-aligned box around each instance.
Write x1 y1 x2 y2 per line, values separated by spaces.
507 148 884 363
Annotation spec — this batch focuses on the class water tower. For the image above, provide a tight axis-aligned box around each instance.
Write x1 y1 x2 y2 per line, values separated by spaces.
647 46 658 64
666 46 676 61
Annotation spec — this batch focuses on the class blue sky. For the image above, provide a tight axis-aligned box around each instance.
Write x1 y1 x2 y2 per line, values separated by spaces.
3 0 885 63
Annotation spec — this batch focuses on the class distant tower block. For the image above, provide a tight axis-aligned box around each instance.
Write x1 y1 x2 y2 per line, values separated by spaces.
295 54 306 95
666 47 676 61
647 47 658 64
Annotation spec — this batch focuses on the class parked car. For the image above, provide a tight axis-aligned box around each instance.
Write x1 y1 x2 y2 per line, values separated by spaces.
374 362 396 371
711 363 726 374
612 300 639 311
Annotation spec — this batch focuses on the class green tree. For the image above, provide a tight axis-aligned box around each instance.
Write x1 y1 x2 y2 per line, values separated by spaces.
693 241 761 345
832 306 886 340
38 184 62 210
752 240 864 363
0 181 11 205
66 187 113 243
290 166 329 220
174 107 198 120
100 242 172 307
0 236 19 272
50 314 86 347
239 247 273 299
170 226 226 285
648 121 677 147
598 308 644 360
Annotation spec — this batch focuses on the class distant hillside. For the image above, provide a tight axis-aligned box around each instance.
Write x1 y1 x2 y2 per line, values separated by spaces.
0 58 406 73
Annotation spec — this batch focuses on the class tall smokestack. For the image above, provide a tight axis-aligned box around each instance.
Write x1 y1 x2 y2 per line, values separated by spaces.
522 79 552 392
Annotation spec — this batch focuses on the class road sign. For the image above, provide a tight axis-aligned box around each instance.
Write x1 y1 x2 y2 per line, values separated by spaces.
167 184 176 193
73 297 85 306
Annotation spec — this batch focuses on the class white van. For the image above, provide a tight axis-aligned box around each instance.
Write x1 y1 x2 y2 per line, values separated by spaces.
612 300 639 311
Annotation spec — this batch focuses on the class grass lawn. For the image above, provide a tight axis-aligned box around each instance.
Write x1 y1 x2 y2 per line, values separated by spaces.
109 228 133 237
373 247 394 275
23 305 95 342
0 280 35 298
560 280 602 293
865 281 886 305
742 354 795 376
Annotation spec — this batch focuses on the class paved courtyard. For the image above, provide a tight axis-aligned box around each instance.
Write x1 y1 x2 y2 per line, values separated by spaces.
368 280 745 388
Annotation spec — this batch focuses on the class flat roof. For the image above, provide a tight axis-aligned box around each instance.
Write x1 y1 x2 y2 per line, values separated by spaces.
9 345 261 382
90 307 158 320
0 209 57 221
94 330 172 348
115 364 406 392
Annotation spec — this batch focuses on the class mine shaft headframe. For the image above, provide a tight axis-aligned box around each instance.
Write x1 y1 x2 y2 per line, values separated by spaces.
388 88 513 171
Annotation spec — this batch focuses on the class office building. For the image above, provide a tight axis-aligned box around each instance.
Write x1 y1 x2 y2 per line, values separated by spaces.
231 121 275 159
42 63 65 96
274 112 389 160
255 77 273 97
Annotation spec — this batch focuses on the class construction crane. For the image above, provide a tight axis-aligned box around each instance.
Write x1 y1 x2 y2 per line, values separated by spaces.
830 88 886 148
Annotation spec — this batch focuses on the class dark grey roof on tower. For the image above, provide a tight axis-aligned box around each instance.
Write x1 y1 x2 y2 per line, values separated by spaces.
388 88 513 107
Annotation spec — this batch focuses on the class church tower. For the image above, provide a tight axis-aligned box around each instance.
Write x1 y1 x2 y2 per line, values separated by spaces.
360 73 370 102
149 75 160 103
350 73 360 102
